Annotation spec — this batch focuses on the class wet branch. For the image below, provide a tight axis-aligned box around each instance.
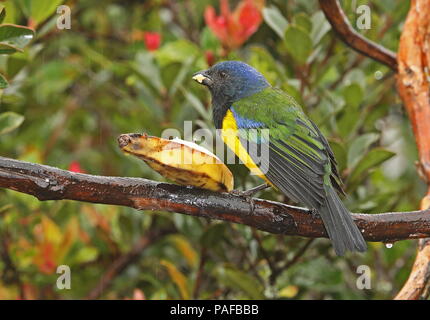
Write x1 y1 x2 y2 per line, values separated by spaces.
1 156 430 243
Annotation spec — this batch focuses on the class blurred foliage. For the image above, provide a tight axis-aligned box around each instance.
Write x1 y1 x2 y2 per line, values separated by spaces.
0 0 425 300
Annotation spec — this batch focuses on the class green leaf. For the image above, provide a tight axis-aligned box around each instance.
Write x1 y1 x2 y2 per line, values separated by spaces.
7 52 28 78
0 24 35 54
284 25 313 64
342 83 363 109
28 60 80 104
311 11 331 45
132 51 164 91
200 27 220 51
0 42 20 54
169 56 194 96
347 133 380 169
0 6 6 24
349 148 396 185
337 108 360 139
201 223 226 247
73 247 98 264
0 73 8 88
155 40 199 67
294 13 312 33
344 69 366 89
16 0 64 25
0 112 24 135
182 89 211 121
215 266 264 299
262 6 288 39
1 2 16 24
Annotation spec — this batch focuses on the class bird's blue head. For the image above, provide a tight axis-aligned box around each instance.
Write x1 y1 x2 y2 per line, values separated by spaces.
192 61 270 106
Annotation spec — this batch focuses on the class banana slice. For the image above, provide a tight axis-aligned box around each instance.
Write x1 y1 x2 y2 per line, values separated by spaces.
118 133 234 192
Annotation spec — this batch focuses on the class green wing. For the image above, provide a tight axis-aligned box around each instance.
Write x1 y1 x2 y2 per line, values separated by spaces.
232 88 343 209
231 87 367 255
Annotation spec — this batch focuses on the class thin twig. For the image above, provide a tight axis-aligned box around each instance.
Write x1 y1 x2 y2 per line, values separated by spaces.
282 239 315 271
192 246 208 299
86 228 172 299
268 238 315 284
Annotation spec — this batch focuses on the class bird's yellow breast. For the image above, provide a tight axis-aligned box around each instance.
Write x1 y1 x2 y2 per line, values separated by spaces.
221 110 268 181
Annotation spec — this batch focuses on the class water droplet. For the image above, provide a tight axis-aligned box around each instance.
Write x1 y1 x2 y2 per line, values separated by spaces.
374 71 383 80
385 243 393 249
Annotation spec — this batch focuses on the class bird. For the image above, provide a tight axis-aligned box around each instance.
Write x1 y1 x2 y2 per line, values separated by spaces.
192 60 367 256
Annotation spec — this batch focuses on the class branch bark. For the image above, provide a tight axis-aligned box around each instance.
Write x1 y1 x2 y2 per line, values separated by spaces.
394 0 430 300
1 156 430 243
319 0 398 71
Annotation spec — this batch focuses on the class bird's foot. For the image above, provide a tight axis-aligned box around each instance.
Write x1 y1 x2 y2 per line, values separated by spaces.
230 183 270 215
309 208 320 219
231 183 270 198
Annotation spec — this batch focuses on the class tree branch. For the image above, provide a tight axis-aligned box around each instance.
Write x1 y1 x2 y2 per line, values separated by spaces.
1 156 430 243
319 0 398 71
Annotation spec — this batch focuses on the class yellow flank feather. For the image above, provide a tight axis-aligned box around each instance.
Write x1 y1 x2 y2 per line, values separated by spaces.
221 110 270 183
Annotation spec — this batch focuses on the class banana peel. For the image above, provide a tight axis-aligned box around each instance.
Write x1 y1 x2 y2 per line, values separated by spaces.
118 133 234 192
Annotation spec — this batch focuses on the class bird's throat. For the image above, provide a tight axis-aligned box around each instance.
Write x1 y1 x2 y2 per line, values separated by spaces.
212 101 231 129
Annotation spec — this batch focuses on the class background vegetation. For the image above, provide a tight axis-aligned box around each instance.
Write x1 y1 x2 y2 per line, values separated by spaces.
0 0 424 299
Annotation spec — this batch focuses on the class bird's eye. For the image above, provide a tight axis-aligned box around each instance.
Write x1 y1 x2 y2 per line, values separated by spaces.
220 71 227 78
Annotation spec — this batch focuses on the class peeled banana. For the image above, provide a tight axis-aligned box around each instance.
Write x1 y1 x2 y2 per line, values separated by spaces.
118 133 234 192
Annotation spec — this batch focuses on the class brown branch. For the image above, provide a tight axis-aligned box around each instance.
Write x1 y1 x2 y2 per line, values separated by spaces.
281 238 315 271
1 156 430 243
394 0 430 300
396 238 430 300
269 238 315 284
319 0 398 71
192 246 208 299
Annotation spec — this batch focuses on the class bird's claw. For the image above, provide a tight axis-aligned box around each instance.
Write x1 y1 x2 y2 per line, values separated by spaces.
310 208 320 219
231 183 269 215
231 183 270 198
230 191 255 215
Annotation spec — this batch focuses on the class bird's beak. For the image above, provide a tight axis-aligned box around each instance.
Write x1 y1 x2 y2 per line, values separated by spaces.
192 71 213 86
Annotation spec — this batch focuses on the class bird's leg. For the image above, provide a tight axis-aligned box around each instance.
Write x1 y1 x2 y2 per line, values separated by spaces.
230 183 270 215
231 183 270 197
310 208 321 219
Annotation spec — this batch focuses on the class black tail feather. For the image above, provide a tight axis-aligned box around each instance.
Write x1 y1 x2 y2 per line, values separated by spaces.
319 186 367 256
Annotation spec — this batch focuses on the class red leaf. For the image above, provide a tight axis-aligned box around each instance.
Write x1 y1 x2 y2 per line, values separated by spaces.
238 0 262 38
143 32 161 51
204 6 229 44
205 50 216 66
204 0 263 50
39 242 56 274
